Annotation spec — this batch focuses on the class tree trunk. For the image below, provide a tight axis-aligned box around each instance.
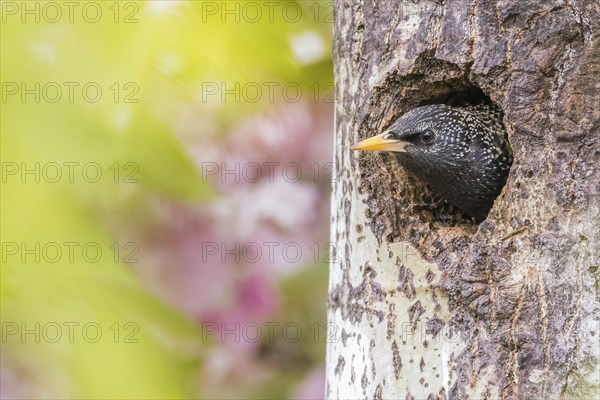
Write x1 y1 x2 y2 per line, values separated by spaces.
326 1 599 399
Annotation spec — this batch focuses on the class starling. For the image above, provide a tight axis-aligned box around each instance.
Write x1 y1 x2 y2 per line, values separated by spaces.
352 103 512 221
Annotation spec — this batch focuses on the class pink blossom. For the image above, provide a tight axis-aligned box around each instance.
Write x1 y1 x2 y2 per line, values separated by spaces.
289 366 326 400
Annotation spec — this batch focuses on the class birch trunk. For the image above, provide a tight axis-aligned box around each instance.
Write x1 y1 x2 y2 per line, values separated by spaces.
326 1 600 399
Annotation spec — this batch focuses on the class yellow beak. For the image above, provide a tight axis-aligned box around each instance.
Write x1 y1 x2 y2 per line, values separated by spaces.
351 132 408 152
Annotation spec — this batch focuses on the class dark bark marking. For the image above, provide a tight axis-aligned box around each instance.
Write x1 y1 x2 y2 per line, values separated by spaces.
375 383 383 400
426 316 446 337
351 354 356 385
335 355 346 377
392 340 402 379
397 261 417 300
407 300 426 326
387 302 396 340
361 365 369 394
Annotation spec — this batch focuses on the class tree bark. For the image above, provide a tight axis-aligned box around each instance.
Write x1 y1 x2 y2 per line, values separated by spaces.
326 1 599 399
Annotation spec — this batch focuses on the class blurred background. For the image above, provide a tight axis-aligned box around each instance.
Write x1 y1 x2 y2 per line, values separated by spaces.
1 1 333 398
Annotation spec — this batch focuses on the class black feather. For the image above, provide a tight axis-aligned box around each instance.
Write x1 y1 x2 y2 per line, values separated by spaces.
386 104 512 221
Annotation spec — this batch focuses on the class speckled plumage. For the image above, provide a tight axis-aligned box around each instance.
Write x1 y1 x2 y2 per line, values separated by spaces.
384 103 512 221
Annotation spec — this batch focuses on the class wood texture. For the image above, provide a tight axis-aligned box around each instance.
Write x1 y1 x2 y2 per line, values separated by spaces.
327 1 599 398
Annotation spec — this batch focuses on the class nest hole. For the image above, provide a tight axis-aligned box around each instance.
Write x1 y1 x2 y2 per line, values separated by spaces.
360 77 512 246
419 85 491 108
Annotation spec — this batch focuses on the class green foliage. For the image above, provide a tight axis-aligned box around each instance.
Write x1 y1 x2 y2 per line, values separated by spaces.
1 1 333 397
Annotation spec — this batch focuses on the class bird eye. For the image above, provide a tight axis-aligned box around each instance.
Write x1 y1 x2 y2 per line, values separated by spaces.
383 132 395 140
419 129 436 144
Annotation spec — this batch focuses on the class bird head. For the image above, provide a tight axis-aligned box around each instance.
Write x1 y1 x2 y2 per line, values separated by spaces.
351 105 472 169
351 104 511 220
